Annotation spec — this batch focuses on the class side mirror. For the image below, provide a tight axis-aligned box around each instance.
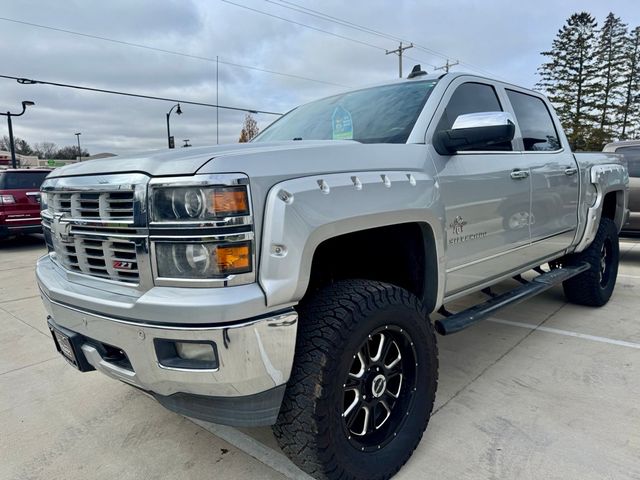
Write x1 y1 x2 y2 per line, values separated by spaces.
434 111 515 155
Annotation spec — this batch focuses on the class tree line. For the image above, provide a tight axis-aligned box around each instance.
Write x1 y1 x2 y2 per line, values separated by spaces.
536 12 640 150
0 136 89 160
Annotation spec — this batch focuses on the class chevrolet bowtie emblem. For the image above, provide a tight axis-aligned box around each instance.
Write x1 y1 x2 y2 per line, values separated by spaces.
52 214 72 242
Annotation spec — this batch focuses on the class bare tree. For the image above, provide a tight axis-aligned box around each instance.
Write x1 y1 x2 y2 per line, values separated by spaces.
238 113 259 143
33 142 58 159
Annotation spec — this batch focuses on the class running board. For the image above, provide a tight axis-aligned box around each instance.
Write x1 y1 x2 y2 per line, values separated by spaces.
434 263 590 336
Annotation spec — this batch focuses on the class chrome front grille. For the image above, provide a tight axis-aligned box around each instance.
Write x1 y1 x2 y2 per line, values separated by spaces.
55 236 140 283
50 191 135 221
41 173 149 288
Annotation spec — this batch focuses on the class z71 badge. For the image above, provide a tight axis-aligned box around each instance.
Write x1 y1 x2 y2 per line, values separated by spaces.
112 261 134 270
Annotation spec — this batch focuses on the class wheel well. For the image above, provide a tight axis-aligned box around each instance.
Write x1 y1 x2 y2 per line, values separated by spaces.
303 223 438 311
602 192 617 221
601 190 625 231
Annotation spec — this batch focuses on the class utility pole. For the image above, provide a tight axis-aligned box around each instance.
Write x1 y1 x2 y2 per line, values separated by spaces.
385 42 413 78
75 132 82 161
434 59 459 73
216 55 219 145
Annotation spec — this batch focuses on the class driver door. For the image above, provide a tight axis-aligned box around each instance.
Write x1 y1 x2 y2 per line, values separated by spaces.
427 79 533 296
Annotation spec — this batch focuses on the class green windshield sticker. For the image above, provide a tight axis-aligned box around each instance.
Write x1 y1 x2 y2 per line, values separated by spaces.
332 105 353 140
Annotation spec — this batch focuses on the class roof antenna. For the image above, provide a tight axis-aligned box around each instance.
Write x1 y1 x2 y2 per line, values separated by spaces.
407 64 427 79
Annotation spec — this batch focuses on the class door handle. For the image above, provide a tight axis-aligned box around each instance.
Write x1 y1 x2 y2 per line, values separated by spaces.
564 167 578 175
510 169 530 180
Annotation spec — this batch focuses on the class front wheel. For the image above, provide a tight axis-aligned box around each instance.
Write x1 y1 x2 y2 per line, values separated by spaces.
273 280 438 480
562 217 620 306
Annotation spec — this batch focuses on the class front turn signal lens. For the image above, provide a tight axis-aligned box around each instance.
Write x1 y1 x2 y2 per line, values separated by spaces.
209 187 249 216
216 243 251 273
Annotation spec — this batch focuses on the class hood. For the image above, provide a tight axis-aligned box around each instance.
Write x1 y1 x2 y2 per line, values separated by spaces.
47 141 365 178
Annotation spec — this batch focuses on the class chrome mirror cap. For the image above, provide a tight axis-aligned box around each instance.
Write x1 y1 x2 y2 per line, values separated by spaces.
452 111 514 130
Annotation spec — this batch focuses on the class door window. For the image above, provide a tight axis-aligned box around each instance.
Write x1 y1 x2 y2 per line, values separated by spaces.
506 90 561 151
616 146 640 177
435 82 511 151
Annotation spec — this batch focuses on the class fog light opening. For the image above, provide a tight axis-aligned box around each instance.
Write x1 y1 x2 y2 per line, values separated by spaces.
154 339 219 370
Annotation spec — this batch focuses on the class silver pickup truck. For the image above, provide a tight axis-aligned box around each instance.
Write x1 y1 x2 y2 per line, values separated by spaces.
37 70 629 480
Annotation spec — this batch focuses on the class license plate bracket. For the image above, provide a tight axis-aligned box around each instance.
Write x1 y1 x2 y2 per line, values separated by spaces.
47 318 95 372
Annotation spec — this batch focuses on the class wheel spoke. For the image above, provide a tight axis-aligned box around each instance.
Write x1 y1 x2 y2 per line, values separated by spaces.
343 389 361 418
374 400 392 430
349 405 370 436
384 341 402 370
370 333 386 362
349 351 366 379
385 373 403 399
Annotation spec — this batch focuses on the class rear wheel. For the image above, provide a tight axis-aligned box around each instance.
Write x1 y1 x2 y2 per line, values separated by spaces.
562 218 619 306
273 280 438 480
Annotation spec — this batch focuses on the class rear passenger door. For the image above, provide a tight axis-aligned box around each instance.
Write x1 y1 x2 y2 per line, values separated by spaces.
428 79 533 296
505 89 579 260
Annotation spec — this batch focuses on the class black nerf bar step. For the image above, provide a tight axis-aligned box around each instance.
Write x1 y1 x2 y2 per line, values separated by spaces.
434 263 590 336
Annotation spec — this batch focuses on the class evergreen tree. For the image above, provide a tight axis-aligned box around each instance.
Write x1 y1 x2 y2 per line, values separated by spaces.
620 26 640 139
590 13 628 148
536 12 598 149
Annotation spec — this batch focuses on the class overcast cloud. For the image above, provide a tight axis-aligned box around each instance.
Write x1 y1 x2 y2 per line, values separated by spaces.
1 0 639 155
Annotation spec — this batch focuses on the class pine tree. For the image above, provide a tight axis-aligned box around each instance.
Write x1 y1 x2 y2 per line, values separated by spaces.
536 12 598 149
238 113 259 143
590 13 628 148
620 26 640 139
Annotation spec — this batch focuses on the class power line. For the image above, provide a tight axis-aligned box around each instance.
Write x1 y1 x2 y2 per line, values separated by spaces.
262 0 500 78
0 16 350 88
220 0 387 51
264 0 403 43
0 74 283 115
223 0 439 70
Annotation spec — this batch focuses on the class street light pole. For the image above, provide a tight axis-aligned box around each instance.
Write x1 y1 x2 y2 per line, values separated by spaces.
166 103 182 149
0 101 35 168
75 132 82 161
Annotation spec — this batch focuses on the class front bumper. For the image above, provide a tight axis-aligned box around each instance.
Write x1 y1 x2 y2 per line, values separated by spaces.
38 265 298 426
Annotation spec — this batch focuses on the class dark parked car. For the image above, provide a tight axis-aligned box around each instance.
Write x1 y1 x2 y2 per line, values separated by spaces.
604 141 640 234
0 169 51 239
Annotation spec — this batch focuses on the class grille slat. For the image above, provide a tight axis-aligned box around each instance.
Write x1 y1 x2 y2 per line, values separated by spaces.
47 188 140 284
49 191 135 221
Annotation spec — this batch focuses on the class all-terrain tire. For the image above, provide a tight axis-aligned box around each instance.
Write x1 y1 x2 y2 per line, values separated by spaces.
562 217 619 306
273 280 438 480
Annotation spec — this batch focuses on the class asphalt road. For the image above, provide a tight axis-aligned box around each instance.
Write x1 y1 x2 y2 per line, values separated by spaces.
1 235 639 480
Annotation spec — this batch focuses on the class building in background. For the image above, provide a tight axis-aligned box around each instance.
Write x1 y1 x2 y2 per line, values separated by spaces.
0 151 116 169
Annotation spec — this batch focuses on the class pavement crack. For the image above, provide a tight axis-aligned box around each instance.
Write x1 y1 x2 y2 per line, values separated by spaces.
432 301 568 416
0 356 59 377
0 303 50 338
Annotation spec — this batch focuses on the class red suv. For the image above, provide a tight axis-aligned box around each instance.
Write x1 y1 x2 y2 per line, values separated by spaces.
0 169 51 239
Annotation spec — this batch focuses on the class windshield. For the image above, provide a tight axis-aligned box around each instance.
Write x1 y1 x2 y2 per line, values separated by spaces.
254 80 438 144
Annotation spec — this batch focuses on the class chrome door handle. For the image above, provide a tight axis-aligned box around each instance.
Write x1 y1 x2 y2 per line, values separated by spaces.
564 167 578 175
510 169 530 180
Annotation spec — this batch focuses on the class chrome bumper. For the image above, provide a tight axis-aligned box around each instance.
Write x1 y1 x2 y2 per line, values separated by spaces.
39 288 298 398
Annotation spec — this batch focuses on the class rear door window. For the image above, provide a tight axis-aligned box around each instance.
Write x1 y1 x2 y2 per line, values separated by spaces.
506 90 561 151
0 171 50 189
616 146 640 178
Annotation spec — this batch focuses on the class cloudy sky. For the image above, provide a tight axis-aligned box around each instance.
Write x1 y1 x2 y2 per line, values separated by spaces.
1 0 639 155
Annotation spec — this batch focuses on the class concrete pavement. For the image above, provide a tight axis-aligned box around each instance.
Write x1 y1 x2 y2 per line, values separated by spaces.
1 235 639 480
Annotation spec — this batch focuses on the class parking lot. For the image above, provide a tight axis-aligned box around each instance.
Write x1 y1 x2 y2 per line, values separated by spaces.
1 235 639 480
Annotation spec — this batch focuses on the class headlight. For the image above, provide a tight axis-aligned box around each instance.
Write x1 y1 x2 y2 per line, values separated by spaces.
155 241 252 279
151 185 249 222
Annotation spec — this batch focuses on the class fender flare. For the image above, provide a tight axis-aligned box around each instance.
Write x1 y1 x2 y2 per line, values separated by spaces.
258 170 445 308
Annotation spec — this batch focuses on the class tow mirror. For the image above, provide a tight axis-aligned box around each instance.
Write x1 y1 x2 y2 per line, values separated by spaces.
434 111 515 155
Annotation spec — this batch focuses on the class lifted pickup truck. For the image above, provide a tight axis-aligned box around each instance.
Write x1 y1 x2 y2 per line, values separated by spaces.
37 70 628 480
